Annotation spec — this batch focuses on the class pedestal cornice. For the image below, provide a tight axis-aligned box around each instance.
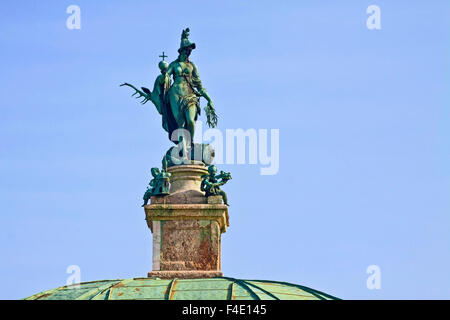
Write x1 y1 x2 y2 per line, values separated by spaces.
144 203 229 233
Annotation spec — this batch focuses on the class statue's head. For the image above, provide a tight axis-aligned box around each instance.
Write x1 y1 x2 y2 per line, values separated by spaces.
208 165 217 176
178 28 196 56
179 46 194 59
151 167 160 178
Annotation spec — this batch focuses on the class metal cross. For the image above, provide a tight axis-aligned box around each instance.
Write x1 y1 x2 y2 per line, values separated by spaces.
159 51 168 61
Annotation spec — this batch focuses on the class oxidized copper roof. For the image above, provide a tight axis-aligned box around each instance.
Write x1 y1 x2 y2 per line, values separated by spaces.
24 277 338 300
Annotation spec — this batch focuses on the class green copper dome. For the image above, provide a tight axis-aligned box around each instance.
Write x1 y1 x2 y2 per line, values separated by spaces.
25 277 338 300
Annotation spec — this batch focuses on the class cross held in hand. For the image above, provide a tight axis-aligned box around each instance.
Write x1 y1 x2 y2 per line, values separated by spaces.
159 51 168 61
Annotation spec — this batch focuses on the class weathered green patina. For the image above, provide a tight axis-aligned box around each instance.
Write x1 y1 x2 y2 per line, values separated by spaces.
142 161 171 206
121 28 217 143
201 165 231 206
24 277 339 300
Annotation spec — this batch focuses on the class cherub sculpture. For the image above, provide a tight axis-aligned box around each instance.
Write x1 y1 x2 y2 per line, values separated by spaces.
201 165 231 206
142 165 171 207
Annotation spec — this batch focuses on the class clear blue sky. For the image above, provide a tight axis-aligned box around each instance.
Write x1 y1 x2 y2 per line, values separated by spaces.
0 1 449 299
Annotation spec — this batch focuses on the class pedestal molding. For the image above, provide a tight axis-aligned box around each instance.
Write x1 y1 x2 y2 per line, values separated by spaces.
145 203 229 233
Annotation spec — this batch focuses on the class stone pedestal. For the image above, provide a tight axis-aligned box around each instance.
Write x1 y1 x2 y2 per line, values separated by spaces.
144 164 229 279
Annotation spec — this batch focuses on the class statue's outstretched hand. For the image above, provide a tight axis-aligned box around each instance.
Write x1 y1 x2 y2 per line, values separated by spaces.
205 101 218 128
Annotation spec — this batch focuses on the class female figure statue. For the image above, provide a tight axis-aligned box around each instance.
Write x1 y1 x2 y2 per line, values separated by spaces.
166 28 216 143
121 28 217 144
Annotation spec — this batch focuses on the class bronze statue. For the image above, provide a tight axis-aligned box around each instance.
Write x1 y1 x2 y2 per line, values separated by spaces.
122 29 232 207
201 165 231 206
142 166 171 206
121 28 217 144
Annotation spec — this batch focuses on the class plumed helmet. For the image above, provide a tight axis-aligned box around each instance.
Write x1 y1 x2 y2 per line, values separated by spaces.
178 28 196 53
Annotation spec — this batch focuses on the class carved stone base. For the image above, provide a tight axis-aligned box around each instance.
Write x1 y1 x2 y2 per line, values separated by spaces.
147 270 223 279
150 165 209 205
144 164 229 278
145 204 228 273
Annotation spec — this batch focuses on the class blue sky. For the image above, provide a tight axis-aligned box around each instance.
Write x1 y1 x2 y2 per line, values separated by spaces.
0 1 449 299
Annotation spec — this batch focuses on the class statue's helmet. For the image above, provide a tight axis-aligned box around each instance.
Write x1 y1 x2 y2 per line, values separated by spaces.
178 28 196 53
158 60 168 71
